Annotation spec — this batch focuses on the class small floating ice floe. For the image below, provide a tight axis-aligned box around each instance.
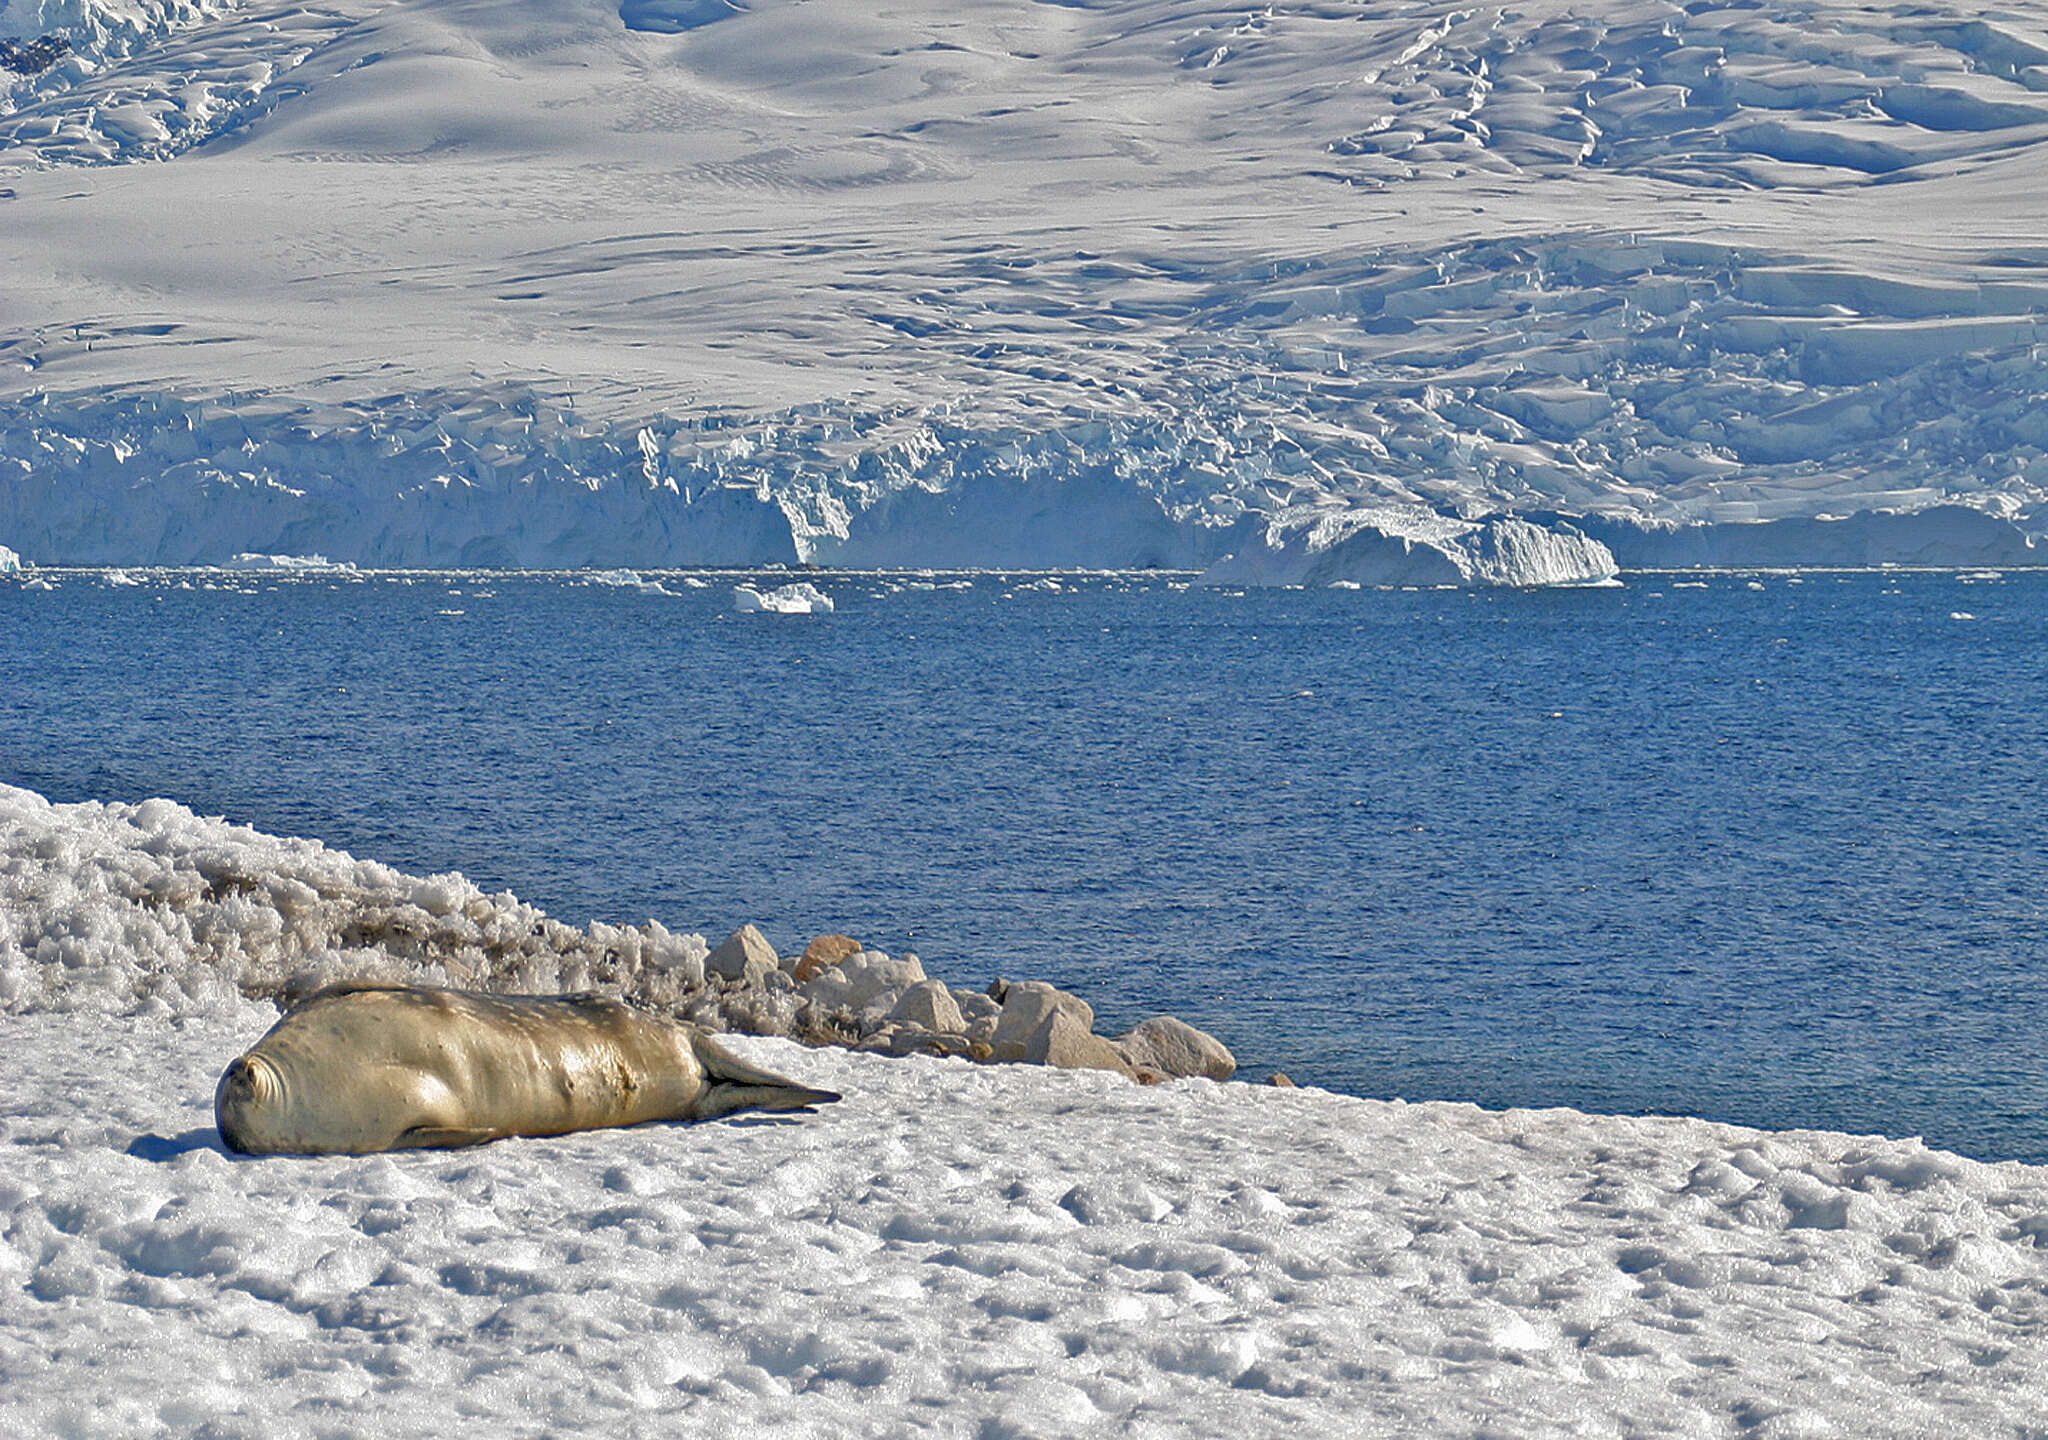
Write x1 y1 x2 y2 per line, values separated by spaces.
734 581 834 614
224 553 357 573
1950 611 1977 621
586 569 672 595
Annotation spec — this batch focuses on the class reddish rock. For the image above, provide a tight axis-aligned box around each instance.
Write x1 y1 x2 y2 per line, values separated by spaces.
795 933 863 982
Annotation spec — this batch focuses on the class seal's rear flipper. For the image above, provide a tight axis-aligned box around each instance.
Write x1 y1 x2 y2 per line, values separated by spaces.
692 1034 843 1120
695 1081 844 1120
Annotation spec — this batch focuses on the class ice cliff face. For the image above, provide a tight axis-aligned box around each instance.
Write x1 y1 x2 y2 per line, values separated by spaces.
5 0 2048 577
1202 508 1617 589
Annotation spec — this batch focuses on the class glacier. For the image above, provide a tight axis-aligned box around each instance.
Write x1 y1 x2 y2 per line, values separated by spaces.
5 0 2048 579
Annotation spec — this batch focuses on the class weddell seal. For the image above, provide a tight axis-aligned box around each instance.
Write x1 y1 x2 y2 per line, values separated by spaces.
215 983 841 1155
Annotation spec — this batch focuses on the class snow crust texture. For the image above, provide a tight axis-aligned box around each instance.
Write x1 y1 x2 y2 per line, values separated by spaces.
6 0 2048 573
4 1014 2046 1436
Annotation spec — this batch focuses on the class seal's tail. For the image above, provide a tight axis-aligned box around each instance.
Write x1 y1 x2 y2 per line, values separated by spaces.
693 1035 843 1119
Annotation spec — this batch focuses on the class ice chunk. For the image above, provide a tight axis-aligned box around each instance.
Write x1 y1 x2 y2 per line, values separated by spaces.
223 554 357 573
734 582 835 614
587 569 673 595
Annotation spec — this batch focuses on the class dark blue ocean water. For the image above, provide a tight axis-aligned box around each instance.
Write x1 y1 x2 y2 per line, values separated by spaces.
6 567 2046 1162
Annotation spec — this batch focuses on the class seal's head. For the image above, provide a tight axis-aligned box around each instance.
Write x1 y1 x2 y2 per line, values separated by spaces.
214 1051 286 1154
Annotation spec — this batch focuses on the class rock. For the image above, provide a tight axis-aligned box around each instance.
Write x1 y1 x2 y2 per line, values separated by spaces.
989 982 1096 1062
1269 1072 1296 1088
801 949 927 1015
949 987 1001 1026
794 933 863 982
890 979 965 1034
706 924 779 987
1112 1015 1237 1080
986 977 1010 1004
887 1028 972 1059
1027 1010 1133 1075
855 1024 900 1053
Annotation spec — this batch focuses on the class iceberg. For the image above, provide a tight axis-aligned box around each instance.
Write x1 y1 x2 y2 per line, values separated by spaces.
734 581 835 614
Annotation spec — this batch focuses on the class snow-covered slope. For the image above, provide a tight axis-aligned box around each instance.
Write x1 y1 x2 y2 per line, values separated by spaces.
4 0 2048 574
10 1009 2048 1436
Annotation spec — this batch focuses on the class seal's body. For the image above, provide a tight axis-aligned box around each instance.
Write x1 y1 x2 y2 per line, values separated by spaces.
216 984 839 1155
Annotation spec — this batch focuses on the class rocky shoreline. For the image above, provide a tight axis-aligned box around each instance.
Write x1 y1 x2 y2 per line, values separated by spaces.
0 782 1244 1088
685 925 1239 1086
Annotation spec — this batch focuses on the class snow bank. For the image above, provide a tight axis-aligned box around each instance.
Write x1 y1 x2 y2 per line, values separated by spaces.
1 1012 2043 1435
0 784 1229 1078
0 784 712 1016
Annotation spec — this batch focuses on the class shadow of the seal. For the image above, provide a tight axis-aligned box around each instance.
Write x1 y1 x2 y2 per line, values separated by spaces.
126 1128 233 1162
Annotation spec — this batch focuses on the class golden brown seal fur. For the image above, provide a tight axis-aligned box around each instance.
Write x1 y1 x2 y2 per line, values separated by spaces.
216 984 839 1155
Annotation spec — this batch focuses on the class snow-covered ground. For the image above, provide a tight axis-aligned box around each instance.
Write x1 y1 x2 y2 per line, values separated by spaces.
10 1010 2048 1436
6 786 2048 1433
5 0 2048 574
